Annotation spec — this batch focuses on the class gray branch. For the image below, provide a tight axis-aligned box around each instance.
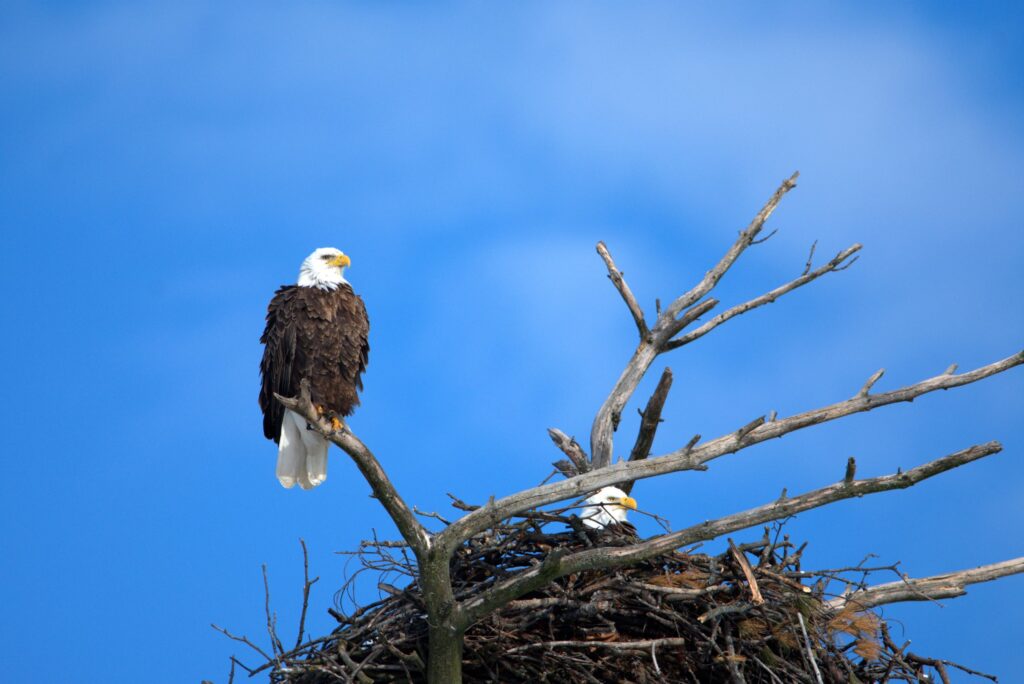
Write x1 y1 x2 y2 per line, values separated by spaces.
457 442 1001 626
441 352 1022 546
590 173 798 468
274 380 432 557
827 557 1024 611
596 241 648 339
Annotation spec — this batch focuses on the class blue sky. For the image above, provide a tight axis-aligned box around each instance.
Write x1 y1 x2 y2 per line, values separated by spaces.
1 2 1022 682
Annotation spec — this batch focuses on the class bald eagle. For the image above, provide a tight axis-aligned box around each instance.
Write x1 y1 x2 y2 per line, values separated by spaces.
259 247 370 489
580 487 638 529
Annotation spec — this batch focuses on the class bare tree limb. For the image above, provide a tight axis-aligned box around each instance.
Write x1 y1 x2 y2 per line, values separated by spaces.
664 244 862 351
660 171 799 325
547 428 590 475
590 173 798 468
442 353 1022 544
456 442 1001 626
596 241 648 339
275 380 432 557
826 557 1024 611
622 367 673 495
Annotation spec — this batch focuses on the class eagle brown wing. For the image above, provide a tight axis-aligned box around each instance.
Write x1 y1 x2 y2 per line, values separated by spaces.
259 285 370 443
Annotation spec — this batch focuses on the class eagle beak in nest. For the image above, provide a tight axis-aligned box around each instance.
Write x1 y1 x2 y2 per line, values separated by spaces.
618 496 638 511
331 253 351 268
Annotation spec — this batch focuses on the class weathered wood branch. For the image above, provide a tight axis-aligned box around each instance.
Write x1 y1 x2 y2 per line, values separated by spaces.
458 442 1001 626
827 557 1024 611
596 241 648 339
547 428 590 475
590 173 798 468
622 367 673 496
661 171 799 325
441 352 1022 545
664 243 862 351
274 381 431 557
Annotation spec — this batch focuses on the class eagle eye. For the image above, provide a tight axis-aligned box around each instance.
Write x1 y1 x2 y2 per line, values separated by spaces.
321 254 333 260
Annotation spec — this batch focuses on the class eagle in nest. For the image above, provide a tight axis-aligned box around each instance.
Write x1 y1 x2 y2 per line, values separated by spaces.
580 487 638 531
259 247 370 490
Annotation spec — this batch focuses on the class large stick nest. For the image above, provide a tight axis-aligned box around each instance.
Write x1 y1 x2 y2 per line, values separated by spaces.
260 514 991 683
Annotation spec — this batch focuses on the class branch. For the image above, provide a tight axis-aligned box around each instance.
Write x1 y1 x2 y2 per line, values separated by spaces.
442 352 1022 543
664 243 862 351
547 428 590 475
660 171 799 326
596 241 648 339
622 367 673 496
275 380 432 557
457 442 1001 625
826 557 1024 611
589 173 797 468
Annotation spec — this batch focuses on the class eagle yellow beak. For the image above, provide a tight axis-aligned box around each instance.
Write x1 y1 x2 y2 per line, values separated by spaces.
331 254 351 268
619 496 638 511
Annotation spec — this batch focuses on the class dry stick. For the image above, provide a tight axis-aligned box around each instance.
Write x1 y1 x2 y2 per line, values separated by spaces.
455 442 1001 627
621 367 673 496
729 539 765 605
506 637 688 655
262 564 284 659
275 379 431 557
295 539 320 649
826 557 1024 611
796 613 824 684
663 243 861 351
596 241 648 339
442 353 1022 545
547 428 590 475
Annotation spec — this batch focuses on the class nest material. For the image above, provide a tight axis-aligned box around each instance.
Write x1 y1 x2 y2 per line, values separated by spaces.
271 517 987 683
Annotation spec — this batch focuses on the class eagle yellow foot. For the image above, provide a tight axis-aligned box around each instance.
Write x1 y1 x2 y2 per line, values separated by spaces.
330 416 345 432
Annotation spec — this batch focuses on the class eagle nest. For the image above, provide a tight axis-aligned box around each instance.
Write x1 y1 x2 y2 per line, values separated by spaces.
252 513 991 684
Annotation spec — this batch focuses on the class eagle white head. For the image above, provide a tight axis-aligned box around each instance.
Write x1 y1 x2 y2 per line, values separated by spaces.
298 247 351 290
580 486 638 529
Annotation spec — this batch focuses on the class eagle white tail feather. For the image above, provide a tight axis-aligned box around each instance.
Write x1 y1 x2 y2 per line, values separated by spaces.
276 410 328 490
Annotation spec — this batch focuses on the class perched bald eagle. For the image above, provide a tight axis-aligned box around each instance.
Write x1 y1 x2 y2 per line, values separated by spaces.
580 487 638 529
259 247 370 490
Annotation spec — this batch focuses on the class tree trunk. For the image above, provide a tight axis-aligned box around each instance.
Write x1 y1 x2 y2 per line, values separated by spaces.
427 621 464 684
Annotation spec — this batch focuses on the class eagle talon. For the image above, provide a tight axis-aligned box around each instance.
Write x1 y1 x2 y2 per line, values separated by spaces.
330 416 345 433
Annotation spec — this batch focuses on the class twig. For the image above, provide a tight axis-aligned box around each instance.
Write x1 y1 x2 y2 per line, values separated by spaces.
729 539 764 605
596 241 648 339
262 565 284 659
859 368 885 397
664 243 861 351
295 539 319 649
211 624 274 663
506 636 688 654
796 612 824 684
548 428 590 475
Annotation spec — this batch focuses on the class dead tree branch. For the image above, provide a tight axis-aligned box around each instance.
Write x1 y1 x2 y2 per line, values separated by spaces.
827 557 1024 611
622 366 673 495
441 353 1021 545
457 442 1001 626
664 243 862 352
275 379 431 557
596 240 648 339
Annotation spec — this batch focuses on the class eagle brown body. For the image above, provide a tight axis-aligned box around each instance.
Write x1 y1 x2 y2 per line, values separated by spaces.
259 283 370 444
